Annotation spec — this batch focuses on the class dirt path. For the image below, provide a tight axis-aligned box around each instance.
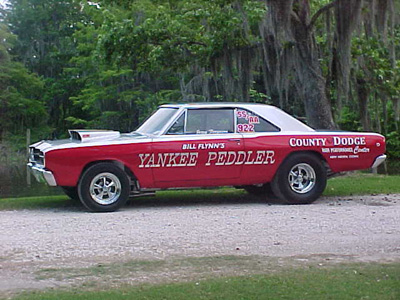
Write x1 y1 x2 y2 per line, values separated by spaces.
0 194 399 296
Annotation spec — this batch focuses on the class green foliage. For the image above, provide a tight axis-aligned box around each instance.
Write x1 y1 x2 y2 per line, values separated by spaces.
99 0 266 72
249 89 272 104
6 0 83 77
348 30 400 158
0 23 49 142
58 3 179 132
386 131 400 159
5 0 90 136
351 31 400 143
336 106 362 131
352 36 400 99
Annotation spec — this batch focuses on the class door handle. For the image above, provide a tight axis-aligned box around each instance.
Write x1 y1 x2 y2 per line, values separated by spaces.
229 139 241 144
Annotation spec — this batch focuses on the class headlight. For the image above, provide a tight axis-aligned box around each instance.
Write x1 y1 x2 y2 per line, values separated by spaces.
29 148 35 162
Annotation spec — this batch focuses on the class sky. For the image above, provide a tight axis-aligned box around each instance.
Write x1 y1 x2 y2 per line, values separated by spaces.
0 0 8 8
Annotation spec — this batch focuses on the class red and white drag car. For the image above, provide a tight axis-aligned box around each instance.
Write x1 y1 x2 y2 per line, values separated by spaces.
28 103 386 212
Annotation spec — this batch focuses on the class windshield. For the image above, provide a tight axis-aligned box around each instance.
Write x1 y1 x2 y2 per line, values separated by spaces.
136 108 178 135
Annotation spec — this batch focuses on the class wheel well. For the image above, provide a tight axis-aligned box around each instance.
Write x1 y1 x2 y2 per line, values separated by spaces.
284 151 331 174
80 160 137 183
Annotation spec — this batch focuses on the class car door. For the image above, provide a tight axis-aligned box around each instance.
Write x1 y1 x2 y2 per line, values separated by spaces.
150 108 244 187
235 108 282 184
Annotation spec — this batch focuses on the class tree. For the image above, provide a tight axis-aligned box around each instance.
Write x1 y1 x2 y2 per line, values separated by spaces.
1 0 399 147
99 0 266 103
66 3 175 131
0 23 47 141
95 0 352 129
6 0 86 135
259 0 338 129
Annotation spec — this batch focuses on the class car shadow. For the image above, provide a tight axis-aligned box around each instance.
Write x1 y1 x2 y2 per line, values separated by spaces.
46 189 286 213
124 189 284 210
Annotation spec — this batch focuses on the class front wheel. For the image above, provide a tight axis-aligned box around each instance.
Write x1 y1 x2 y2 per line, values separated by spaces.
271 154 327 204
78 163 130 212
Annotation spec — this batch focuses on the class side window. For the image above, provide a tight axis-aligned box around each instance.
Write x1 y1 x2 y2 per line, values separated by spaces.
236 109 280 133
167 113 185 134
186 109 234 134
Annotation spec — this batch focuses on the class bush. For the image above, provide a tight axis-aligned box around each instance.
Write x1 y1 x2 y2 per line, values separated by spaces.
386 131 400 159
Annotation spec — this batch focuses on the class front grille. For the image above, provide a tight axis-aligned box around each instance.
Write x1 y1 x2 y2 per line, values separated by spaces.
30 148 45 166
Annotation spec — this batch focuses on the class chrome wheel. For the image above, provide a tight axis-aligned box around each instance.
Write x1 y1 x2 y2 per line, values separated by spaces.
288 163 316 194
271 154 326 204
89 172 122 205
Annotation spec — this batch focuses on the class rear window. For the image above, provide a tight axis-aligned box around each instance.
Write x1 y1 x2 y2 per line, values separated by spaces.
236 109 280 133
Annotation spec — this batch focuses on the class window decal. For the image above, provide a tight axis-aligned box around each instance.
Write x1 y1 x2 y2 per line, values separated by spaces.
237 123 255 133
236 109 279 133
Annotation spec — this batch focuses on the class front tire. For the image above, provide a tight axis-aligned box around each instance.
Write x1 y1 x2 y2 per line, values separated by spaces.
78 163 130 212
271 154 327 204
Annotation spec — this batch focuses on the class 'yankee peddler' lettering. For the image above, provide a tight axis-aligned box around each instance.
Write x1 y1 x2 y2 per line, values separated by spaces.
138 150 275 168
139 152 199 168
206 150 275 166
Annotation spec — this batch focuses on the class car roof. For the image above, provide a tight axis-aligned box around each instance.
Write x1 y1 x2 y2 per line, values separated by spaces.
159 103 314 132
160 102 274 108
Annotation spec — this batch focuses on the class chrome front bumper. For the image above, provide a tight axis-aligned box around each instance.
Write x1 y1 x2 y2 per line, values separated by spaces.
27 163 57 186
371 154 387 169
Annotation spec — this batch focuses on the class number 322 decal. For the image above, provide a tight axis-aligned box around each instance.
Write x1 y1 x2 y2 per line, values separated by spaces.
236 110 258 133
237 123 254 133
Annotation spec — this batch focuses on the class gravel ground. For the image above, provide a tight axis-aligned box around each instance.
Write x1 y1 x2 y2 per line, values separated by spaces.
0 194 399 295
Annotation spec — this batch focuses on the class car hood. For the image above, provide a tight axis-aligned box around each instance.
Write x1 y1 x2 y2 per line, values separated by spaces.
30 131 150 153
68 129 121 142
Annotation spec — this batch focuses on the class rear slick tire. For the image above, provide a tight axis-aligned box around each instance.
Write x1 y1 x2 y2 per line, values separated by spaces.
271 153 327 204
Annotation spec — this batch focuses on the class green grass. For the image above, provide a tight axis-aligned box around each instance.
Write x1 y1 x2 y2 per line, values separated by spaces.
324 174 400 196
13 263 400 300
0 174 399 211
0 194 71 210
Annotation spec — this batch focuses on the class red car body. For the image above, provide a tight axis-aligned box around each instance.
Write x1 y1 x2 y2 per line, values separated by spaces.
28 103 386 211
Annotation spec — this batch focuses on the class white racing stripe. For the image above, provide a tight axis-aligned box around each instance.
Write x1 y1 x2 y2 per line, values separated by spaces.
34 131 383 153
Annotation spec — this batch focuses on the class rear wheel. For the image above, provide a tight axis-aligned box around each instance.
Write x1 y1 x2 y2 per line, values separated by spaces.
78 163 130 212
271 154 327 204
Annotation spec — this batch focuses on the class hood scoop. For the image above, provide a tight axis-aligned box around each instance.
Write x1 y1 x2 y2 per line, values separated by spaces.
69 130 120 143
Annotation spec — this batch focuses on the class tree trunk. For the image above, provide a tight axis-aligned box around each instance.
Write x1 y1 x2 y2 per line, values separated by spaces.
294 44 336 129
262 0 336 129
381 94 388 134
335 0 362 119
393 98 399 132
291 1 336 129
357 78 370 131
260 0 296 108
